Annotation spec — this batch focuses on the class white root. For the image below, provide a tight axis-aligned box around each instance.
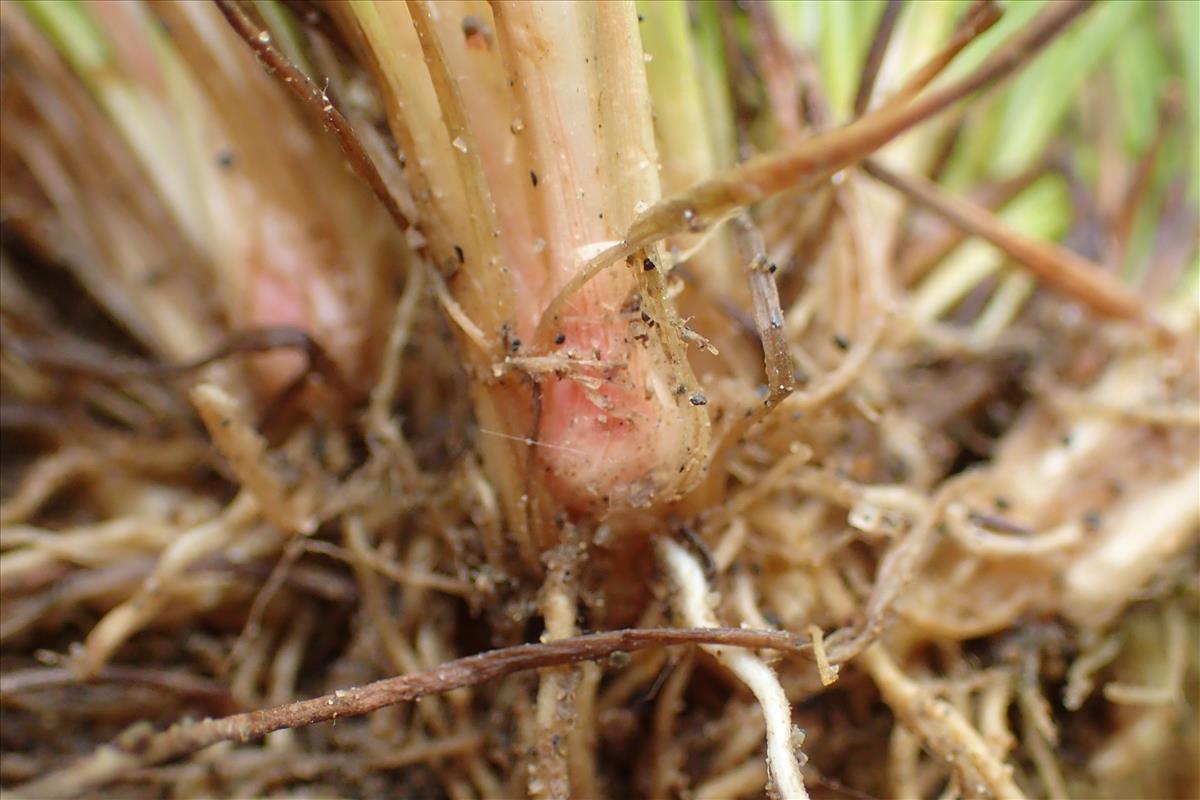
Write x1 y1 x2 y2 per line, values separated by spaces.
1062 462 1200 626
943 502 1083 558
530 543 583 800
659 538 809 800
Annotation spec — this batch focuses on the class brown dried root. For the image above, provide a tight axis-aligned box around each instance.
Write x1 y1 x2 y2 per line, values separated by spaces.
0 666 237 716
3 2 1195 799
695 759 769 800
0 446 100 526
646 652 695 798
341 514 498 798
14 626 813 799
826 471 985 664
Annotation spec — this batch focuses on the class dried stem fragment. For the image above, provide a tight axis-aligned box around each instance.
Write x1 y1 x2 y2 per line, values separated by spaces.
864 160 1156 326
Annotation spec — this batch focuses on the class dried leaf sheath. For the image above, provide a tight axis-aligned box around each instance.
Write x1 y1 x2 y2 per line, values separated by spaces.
336 0 543 559
8 1 400 397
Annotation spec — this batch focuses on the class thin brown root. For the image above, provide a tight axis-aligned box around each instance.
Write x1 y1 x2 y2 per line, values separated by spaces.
808 624 839 687
0 665 236 715
707 212 796 462
16 626 813 799
827 471 984 663
367 262 425 438
648 652 695 799
0 447 95 526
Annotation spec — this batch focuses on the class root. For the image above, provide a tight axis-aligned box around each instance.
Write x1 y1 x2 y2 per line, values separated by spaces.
74 493 260 678
862 645 1026 800
530 547 580 800
192 384 316 536
14 626 810 798
659 538 809 800
647 652 695 799
695 758 768 800
0 447 96 526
